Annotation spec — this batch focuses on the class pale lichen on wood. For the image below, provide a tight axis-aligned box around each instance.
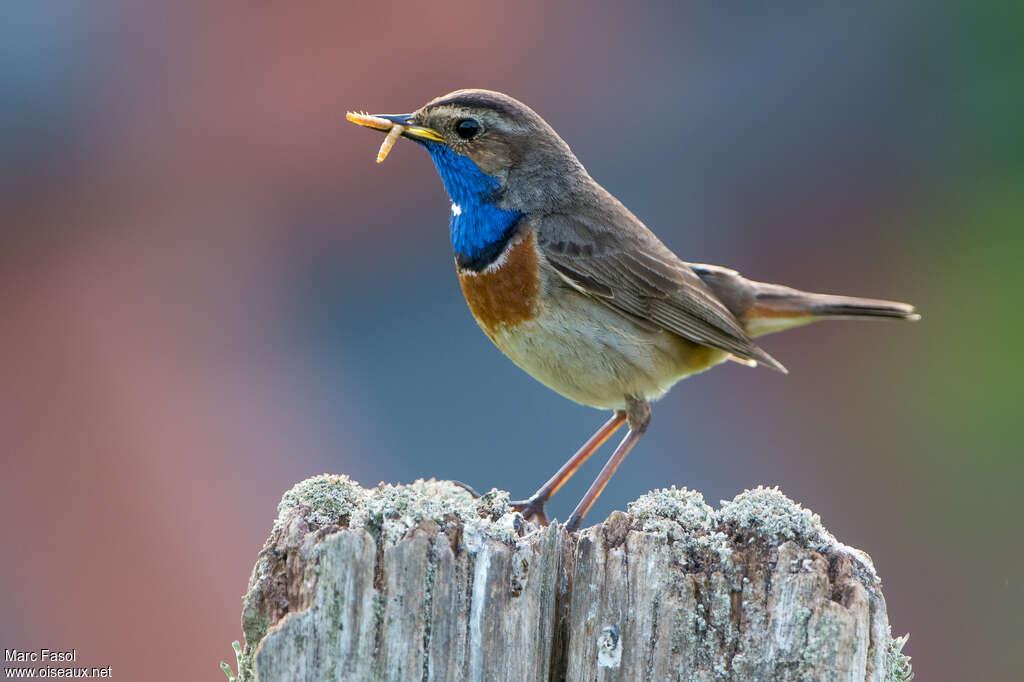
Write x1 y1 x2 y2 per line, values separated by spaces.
226 476 912 682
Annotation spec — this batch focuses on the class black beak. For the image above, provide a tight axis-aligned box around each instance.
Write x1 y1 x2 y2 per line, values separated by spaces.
346 111 445 143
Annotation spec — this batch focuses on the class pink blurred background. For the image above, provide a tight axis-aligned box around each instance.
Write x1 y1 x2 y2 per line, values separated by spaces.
2 2 1021 680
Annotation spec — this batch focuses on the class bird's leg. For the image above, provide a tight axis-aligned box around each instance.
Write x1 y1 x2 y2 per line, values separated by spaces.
565 397 651 533
511 410 626 525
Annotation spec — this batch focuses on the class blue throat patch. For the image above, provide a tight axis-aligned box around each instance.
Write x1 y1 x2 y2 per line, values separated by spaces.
422 143 522 270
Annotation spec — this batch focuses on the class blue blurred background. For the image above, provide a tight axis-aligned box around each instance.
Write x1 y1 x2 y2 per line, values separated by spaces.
1 2 1020 680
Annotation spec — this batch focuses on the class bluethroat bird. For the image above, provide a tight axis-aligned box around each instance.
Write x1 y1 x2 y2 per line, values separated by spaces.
347 90 918 532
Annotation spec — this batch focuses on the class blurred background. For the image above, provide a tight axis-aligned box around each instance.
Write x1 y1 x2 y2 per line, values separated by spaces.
1 1 1020 680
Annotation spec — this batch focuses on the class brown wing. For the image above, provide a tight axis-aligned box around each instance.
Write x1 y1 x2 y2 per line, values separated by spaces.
535 208 787 373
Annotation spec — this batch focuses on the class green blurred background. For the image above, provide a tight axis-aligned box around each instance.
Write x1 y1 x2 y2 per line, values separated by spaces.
1 2 1020 680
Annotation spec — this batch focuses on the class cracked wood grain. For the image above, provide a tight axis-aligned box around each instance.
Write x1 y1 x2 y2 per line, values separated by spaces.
232 477 912 682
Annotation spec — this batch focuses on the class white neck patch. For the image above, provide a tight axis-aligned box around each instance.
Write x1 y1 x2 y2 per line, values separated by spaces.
460 233 524 276
451 203 462 216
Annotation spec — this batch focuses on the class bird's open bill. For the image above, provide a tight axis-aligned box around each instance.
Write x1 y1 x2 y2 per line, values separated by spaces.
346 112 444 162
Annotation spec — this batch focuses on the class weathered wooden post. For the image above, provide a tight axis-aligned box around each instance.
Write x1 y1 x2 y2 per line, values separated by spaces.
225 476 912 681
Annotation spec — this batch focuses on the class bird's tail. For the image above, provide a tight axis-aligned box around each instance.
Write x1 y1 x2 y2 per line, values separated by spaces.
744 283 919 337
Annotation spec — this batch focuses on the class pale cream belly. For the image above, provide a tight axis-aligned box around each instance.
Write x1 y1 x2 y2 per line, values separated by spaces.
488 294 730 410
457 230 730 409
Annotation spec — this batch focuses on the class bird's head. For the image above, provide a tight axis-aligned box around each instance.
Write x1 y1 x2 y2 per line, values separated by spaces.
348 89 586 214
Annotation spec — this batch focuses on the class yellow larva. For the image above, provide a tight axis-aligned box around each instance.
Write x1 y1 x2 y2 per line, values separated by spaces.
345 111 391 131
345 112 406 163
376 124 404 163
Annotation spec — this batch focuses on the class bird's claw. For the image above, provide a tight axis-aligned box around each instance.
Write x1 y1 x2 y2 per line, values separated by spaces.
450 480 482 498
454 482 550 526
510 497 549 526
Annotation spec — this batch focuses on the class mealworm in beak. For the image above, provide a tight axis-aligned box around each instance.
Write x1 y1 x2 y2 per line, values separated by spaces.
345 111 392 130
377 125 404 163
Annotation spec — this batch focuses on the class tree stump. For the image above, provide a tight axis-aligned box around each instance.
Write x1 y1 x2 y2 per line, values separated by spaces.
226 476 912 681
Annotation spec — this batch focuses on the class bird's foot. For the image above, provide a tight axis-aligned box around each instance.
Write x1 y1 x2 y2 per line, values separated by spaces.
510 497 549 526
450 480 482 498
564 511 583 533
454 481 549 526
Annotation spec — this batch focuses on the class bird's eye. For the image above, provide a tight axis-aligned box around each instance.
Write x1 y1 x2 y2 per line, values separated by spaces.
454 118 481 140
